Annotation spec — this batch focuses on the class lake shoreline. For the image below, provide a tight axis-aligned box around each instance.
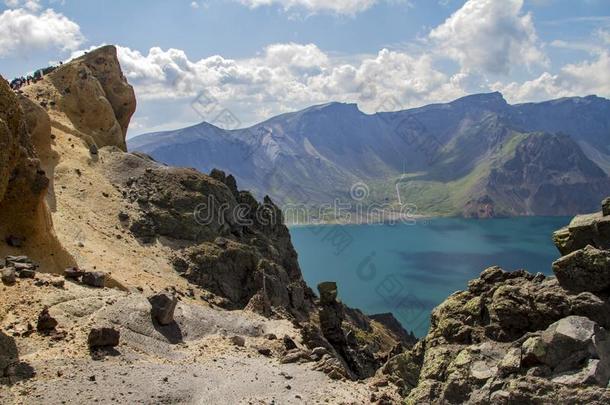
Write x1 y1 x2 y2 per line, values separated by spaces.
286 214 574 228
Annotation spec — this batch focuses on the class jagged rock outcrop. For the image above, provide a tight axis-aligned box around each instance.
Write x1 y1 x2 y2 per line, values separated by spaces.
103 154 311 316
0 76 73 272
310 282 392 380
381 198 610 404
45 46 136 150
0 76 49 219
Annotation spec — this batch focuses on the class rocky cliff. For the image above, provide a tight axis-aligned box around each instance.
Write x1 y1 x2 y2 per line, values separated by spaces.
0 46 407 403
378 198 610 404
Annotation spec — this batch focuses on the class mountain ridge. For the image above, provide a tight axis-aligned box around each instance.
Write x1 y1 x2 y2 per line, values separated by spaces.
130 92 610 220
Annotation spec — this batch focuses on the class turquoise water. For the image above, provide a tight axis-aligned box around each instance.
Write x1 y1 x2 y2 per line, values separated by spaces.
289 217 570 337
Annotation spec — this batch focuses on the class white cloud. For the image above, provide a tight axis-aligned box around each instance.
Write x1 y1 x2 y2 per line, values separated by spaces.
190 1 199 8
237 0 395 15
0 7 84 57
430 0 547 75
110 43 466 127
4 0 42 11
492 51 610 102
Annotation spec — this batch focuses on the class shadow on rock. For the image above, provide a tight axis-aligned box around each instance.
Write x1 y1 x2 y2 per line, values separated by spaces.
0 331 35 385
151 318 184 345
89 347 122 361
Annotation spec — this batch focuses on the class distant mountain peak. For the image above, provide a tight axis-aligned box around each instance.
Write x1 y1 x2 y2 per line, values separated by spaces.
451 92 508 110
306 101 362 114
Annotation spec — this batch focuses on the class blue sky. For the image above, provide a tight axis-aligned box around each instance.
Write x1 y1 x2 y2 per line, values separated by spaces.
1 0 609 136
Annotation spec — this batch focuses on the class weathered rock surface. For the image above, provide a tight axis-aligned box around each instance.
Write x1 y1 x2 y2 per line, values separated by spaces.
149 290 178 325
81 271 106 288
88 327 120 349
103 154 312 317
553 211 610 255
553 245 610 293
1 267 16 285
37 307 58 332
46 46 136 150
0 76 50 242
315 282 386 380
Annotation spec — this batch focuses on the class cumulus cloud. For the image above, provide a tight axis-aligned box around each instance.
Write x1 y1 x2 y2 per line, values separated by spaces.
430 0 547 75
113 42 466 125
237 0 391 15
0 7 84 57
4 0 41 11
492 51 610 102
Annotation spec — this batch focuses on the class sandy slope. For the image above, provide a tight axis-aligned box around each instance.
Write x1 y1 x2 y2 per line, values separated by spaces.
0 275 377 404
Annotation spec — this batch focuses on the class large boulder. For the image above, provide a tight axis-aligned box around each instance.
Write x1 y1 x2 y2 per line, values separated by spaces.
553 245 610 293
553 198 610 255
521 316 610 387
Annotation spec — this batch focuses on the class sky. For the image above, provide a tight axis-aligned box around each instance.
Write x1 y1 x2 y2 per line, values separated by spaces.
1 0 609 137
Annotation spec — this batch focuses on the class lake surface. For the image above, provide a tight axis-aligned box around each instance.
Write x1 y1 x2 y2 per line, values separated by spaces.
289 217 570 337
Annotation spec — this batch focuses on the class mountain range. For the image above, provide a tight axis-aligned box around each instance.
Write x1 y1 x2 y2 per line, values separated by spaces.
129 92 610 218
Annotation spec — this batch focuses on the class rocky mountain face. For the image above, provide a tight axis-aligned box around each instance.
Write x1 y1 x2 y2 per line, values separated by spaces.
375 198 610 404
130 92 610 219
0 46 411 403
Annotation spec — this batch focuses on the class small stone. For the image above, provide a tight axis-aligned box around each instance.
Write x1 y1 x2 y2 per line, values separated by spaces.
13 262 35 271
280 350 311 364
37 307 58 332
50 279 65 289
88 327 120 349
5 256 31 264
64 267 84 280
230 336 245 347
264 333 277 340
118 212 129 221
283 335 297 351
89 144 98 155
310 347 329 360
148 291 178 325
257 347 272 357
82 272 106 288
1 268 16 285
214 237 228 247
18 269 36 279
